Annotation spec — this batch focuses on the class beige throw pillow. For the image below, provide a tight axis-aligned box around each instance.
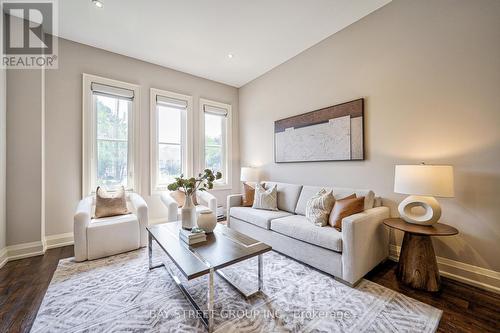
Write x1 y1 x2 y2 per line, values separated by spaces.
94 186 130 218
305 189 336 227
252 183 278 211
329 194 365 231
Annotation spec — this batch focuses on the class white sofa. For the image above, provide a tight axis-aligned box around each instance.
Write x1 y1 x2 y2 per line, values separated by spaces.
74 193 148 261
227 182 390 286
160 190 217 222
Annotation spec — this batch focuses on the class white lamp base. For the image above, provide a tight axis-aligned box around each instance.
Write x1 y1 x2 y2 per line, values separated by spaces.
398 195 441 226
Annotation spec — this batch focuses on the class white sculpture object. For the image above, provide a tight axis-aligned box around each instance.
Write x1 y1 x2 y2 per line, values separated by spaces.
197 209 217 233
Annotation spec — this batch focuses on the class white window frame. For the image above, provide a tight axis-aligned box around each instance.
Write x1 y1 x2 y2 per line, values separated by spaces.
150 88 193 194
199 98 232 190
82 74 141 197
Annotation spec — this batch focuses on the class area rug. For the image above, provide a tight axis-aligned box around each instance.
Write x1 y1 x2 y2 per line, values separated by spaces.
31 247 442 332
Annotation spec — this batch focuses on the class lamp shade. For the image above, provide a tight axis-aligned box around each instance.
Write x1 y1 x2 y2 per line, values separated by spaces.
240 167 259 182
394 165 454 198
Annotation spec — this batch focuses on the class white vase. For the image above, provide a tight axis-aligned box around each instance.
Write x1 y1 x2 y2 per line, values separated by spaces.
181 194 196 230
197 209 217 233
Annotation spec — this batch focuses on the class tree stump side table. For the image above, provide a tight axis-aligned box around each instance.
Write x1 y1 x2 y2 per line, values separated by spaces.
383 218 458 292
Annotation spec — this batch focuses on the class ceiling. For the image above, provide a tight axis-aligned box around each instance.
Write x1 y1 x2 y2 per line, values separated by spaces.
59 0 391 87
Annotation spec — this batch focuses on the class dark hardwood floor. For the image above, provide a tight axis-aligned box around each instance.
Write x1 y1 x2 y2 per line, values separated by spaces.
0 245 498 332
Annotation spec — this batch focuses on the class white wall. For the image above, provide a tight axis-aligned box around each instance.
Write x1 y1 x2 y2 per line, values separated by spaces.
43 38 239 237
239 0 500 276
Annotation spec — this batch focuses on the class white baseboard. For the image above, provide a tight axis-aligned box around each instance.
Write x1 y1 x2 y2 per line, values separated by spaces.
0 247 7 269
5 240 45 261
0 233 74 268
389 244 500 294
45 232 74 249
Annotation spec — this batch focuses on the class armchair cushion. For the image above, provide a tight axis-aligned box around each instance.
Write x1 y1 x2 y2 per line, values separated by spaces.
87 214 140 260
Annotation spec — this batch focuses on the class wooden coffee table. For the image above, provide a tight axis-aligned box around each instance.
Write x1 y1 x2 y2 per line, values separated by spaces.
384 218 458 292
146 221 271 332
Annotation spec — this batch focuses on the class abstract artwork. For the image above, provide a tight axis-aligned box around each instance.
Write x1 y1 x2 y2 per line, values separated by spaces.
274 99 364 162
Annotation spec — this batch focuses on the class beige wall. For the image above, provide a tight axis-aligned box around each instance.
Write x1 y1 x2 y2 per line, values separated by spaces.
239 0 500 273
6 68 44 245
43 38 239 236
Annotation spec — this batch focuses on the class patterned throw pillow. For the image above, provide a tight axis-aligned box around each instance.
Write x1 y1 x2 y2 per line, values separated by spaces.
94 186 130 218
305 189 336 226
252 183 278 211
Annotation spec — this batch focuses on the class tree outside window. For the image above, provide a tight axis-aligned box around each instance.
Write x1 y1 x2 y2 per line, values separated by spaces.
95 95 130 188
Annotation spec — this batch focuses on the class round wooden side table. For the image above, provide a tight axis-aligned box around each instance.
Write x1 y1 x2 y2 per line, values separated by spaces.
383 218 458 292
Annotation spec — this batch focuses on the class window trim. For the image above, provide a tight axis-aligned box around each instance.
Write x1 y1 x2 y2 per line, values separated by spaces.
150 88 193 194
199 98 232 190
82 73 141 197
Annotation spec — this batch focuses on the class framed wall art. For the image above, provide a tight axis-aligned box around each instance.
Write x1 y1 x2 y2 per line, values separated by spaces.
274 98 364 163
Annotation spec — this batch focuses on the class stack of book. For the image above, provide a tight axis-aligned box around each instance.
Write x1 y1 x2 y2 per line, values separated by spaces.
179 228 206 245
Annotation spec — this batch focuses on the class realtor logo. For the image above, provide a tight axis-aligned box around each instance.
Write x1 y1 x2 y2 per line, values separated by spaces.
2 0 58 68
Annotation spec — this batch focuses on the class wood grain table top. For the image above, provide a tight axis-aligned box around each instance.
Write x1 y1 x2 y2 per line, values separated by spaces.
383 218 458 236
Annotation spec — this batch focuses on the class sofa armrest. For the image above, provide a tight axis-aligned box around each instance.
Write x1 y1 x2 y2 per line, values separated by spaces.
74 196 93 262
129 193 149 247
226 194 243 227
341 206 390 284
227 194 243 209
196 190 217 213
160 192 179 222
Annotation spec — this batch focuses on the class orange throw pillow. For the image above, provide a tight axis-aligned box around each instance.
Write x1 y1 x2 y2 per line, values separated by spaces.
329 194 365 231
242 183 255 207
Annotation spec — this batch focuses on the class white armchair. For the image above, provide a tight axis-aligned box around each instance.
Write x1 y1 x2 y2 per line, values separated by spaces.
74 192 148 262
160 191 217 222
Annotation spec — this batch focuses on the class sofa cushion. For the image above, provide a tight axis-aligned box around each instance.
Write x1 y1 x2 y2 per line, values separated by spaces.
264 182 303 213
230 207 292 230
270 215 342 252
295 185 375 215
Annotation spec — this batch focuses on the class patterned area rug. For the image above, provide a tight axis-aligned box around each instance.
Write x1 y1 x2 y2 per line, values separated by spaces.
31 247 442 332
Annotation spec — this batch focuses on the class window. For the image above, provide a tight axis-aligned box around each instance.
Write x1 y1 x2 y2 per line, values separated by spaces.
151 89 192 192
82 74 140 196
200 99 232 189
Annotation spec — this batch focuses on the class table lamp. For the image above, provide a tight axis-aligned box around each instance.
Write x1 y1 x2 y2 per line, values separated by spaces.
394 164 454 225
240 167 259 206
